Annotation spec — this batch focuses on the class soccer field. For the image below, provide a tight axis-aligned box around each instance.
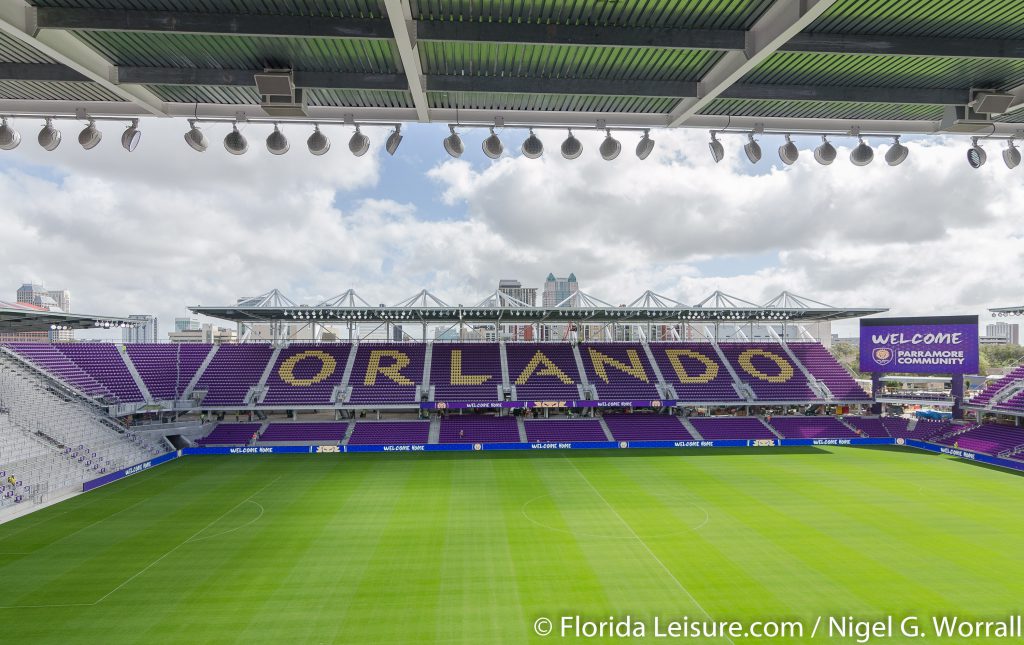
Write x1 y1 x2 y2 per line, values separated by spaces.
1 447 1022 644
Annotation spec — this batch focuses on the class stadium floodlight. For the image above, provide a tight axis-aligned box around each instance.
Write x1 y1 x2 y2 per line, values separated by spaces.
77 119 102 150
266 124 290 155
778 134 799 165
306 125 330 155
443 126 463 158
0 117 21 151
38 118 61 151
599 130 621 161
743 134 761 164
184 120 207 152
635 130 655 160
850 136 874 166
708 131 724 163
482 127 503 159
121 119 141 152
884 135 909 166
967 137 986 169
1002 140 1020 169
385 125 403 155
813 135 836 165
348 125 370 157
560 129 582 159
522 129 544 159
224 124 248 155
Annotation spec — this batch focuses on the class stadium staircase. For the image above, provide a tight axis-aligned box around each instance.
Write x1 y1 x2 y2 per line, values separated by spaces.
182 344 219 403
773 334 834 401
428 416 441 444
639 341 674 400
570 345 594 399
679 417 703 440
987 381 1024 410
933 425 976 443
836 416 867 437
515 416 528 442
596 416 614 441
252 347 282 404
420 344 433 401
708 340 755 402
758 417 784 439
251 421 271 445
340 420 357 446
337 342 358 404
120 348 154 404
498 342 512 399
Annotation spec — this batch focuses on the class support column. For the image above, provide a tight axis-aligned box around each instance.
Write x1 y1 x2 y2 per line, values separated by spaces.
870 373 882 415
951 374 964 420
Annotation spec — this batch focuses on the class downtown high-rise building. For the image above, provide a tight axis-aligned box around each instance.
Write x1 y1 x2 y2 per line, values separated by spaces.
497 279 538 341
986 322 1020 345
541 273 580 307
16 282 73 341
123 315 159 343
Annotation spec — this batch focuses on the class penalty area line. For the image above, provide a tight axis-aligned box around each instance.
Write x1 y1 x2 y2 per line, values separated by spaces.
0 475 282 610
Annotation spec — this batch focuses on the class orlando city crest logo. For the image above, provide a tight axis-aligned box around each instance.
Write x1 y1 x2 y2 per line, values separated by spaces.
872 347 894 366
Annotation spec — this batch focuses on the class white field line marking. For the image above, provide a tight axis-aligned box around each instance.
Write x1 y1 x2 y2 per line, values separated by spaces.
0 475 281 610
564 457 734 645
519 493 709 540
186 500 264 543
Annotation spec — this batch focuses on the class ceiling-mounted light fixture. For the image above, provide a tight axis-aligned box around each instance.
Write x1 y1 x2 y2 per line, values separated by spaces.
348 125 369 157
850 136 874 166
78 119 102 150
38 118 61 151
1002 140 1020 169
443 125 463 158
266 124 290 155
635 129 654 160
521 129 543 159
482 127 503 159
708 131 724 163
778 134 798 165
306 124 330 155
967 137 986 169
561 129 582 159
224 123 248 155
813 135 836 165
743 134 761 164
0 117 21 151
385 125 403 155
184 120 207 152
121 119 140 152
599 130 621 161
884 135 908 166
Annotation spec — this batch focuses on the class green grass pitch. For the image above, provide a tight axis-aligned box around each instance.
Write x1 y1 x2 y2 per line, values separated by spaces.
1 447 1022 643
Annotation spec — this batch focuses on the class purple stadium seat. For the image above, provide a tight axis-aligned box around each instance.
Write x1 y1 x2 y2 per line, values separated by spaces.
524 419 607 442
579 343 660 400
194 344 275 406
787 342 870 401
195 422 260 446
649 343 742 402
347 343 425 404
506 343 582 401
438 415 519 443
767 416 858 439
262 344 352 406
259 422 347 443
348 421 430 445
126 343 211 400
689 417 776 440
604 414 690 441
430 343 503 402
719 342 817 401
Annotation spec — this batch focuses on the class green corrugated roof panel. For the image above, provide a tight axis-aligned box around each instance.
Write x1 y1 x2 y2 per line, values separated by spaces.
0 79 125 101
420 41 721 81
428 90 676 113
148 83 413 107
72 31 399 73
808 0 1024 40
744 52 1024 91
0 31 57 64
701 97 945 120
27 0 385 18
411 0 775 29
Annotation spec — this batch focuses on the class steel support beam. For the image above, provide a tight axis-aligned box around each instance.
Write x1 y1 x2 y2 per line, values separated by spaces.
0 61 87 82
34 6 394 39
383 0 429 122
117 66 408 91
426 75 698 98
781 32 1024 59
720 83 965 106
0 2 166 116
416 21 744 50
668 0 840 127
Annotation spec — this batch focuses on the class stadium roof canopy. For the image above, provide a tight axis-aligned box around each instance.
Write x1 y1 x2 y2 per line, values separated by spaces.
0 300 137 332
3 0 1024 137
189 289 887 325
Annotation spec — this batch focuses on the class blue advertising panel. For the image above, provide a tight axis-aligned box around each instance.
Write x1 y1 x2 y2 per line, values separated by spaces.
183 446 313 455
859 315 979 374
82 450 179 492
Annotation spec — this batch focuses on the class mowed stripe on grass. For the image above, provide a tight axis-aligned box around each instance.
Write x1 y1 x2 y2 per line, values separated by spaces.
0 448 1022 643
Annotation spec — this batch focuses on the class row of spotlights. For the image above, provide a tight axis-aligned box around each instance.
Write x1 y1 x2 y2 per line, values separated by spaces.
711 131 909 167
967 136 1023 169
446 127 655 161
0 117 141 152
185 121 402 156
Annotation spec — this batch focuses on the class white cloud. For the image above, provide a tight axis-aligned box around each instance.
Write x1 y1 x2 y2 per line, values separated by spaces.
0 121 1020 340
